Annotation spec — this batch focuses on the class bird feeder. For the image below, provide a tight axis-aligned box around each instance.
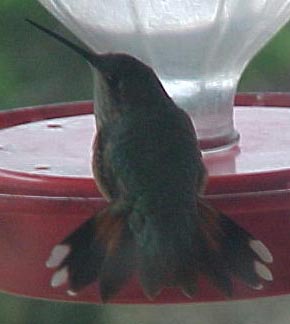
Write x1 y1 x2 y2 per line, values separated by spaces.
1 0 290 318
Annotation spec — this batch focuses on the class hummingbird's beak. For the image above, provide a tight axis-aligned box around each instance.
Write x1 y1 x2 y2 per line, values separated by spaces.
26 19 101 68
26 19 115 125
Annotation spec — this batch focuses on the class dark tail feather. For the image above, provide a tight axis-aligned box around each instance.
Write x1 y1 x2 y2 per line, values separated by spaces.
134 198 273 299
99 224 135 302
138 250 198 299
45 217 106 293
197 198 273 291
46 204 135 301
131 208 200 299
139 254 167 299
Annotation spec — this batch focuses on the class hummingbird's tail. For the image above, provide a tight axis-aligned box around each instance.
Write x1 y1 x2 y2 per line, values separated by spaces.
46 199 273 301
194 198 273 294
46 203 135 302
130 198 273 299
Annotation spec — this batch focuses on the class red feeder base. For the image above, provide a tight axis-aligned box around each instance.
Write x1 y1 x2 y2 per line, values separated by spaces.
0 93 290 304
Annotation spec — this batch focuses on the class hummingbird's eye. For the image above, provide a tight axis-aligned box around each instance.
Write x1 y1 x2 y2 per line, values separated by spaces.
106 74 120 89
106 74 125 94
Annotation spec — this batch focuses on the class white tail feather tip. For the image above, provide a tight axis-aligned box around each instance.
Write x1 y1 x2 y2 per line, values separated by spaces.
46 245 70 268
67 290 77 297
250 240 273 264
254 261 273 281
51 267 69 287
252 283 264 290
182 289 194 299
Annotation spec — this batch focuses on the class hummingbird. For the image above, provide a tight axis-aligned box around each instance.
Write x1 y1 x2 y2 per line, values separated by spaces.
27 19 273 302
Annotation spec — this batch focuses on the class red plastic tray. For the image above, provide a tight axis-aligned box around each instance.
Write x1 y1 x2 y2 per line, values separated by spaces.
0 93 290 304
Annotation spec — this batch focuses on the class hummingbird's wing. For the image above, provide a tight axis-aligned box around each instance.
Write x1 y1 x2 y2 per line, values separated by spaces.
92 129 121 201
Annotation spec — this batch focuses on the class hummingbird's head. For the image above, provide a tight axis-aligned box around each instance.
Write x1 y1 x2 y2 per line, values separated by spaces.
91 53 169 116
26 19 171 126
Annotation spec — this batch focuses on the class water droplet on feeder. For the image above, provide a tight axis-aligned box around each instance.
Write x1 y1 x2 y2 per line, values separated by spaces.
34 164 51 170
47 123 63 129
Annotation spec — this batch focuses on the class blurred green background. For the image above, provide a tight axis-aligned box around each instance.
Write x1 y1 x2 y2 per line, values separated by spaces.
1 1 290 323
